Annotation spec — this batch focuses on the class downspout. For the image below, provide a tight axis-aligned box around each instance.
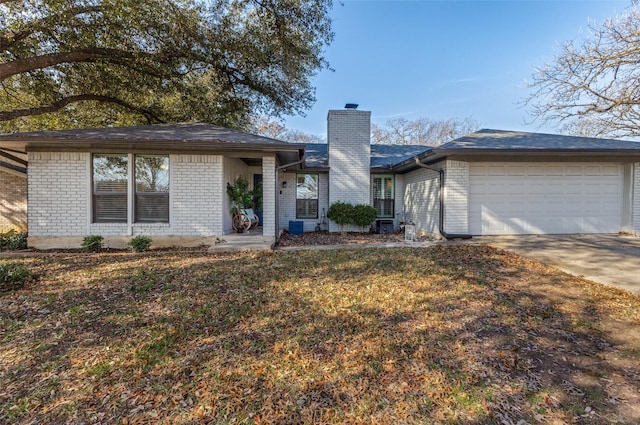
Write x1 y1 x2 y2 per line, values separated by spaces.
414 157 472 240
275 154 306 244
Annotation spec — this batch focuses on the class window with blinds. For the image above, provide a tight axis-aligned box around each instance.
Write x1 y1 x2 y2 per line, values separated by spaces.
296 174 318 219
92 154 170 224
135 155 169 222
373 175 394 218
93 154 128 223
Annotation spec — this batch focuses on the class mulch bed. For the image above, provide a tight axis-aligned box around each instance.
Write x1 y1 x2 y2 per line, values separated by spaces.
278 230 434 246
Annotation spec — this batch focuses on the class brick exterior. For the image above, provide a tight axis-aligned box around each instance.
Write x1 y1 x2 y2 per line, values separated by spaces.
28 152 89 237
262 155 276 237
634 163 640 235
29 152 230 246
279 171 329 232
443 160 469 234
403 167 440 236
171 154 223 236
327 109 371 232
0 169 27 232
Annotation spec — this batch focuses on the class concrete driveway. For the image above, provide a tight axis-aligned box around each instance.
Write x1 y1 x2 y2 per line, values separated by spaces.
472 234 640 295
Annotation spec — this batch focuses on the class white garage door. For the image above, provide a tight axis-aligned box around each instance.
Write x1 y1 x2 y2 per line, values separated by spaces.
468 162 622 235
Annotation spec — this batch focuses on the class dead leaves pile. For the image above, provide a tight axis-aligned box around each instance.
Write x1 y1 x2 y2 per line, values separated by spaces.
1 246 639 424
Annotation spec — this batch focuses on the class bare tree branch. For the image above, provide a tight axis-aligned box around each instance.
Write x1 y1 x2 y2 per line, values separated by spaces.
371 116 480 146
526 10 640 138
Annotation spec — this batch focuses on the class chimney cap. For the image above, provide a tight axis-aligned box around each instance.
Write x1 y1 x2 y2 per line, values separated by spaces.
344 103 359 109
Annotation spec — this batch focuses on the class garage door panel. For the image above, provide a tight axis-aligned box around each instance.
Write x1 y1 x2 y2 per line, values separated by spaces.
526 166 545 175
546 165 564 176
469 162 622 235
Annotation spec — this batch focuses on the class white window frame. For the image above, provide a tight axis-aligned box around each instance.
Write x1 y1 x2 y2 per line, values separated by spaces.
373 174 395 218
92 153 170 224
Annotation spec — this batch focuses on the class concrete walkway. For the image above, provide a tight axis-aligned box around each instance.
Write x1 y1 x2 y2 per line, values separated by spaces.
471 234 640 295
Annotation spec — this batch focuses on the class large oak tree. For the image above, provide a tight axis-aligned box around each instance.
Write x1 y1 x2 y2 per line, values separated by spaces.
0 0 333 131
526 9 640 138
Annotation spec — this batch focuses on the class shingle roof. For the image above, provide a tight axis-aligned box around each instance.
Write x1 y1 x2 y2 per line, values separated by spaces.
440 129 640 151
303 144 328 168
0 122 297 147
371 144 433 168
302 143 432 169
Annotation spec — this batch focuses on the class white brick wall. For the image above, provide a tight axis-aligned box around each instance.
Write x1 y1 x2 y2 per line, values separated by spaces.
279 171 329 232
28 152 89 237
443 160 469 234
171 154 223 236
30 152 227 239
262 156 276 237
634 163 640 235
403 168 440 236
327 109 371 232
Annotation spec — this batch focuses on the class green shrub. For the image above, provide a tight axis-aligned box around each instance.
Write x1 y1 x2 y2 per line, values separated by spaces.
0 262 33 293
129 235 152 252
0 230 28 251
82 235 104 252
226 177 253 214
353 204 378 231
327 202 355 232
327 202 380 232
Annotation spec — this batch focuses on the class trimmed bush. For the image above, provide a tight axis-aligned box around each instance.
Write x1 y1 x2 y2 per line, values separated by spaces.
327 202 380 233
0 262 33 293
129 235 152 252
327 202 355 232
0 230 28 251
353 204 378 231
82 235 104 252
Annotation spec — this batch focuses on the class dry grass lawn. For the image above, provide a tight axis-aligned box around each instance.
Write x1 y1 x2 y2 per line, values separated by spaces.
1 245 639 424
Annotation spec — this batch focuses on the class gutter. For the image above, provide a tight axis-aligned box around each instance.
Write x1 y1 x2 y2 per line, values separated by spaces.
0 160 27 177
413 157 472 240
274 154 306 244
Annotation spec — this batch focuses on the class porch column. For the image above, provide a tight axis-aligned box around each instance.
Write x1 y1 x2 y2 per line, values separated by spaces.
262 155 276 237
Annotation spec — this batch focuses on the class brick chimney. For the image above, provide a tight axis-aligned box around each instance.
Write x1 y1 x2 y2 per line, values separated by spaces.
327 107 371 232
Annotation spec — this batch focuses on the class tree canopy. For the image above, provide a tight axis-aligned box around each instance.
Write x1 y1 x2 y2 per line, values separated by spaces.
526 9 640 138
0 0 333 132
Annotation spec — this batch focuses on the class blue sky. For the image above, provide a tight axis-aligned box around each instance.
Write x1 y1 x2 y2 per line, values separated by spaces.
284 0 633 138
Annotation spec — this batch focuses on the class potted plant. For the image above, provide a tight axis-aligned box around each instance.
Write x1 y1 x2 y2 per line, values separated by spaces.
226 177 253 232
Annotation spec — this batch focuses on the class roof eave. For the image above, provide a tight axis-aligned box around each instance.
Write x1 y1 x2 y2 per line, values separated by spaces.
390 150 439 172
435 148 640 163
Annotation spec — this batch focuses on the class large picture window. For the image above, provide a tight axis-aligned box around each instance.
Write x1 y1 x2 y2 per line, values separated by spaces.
373 175 394 218
92 154 170 223
93 154 128 223
296 174 318 219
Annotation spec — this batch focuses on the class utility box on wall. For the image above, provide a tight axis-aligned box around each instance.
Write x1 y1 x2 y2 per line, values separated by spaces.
377 220 394 234
289 220 304 235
